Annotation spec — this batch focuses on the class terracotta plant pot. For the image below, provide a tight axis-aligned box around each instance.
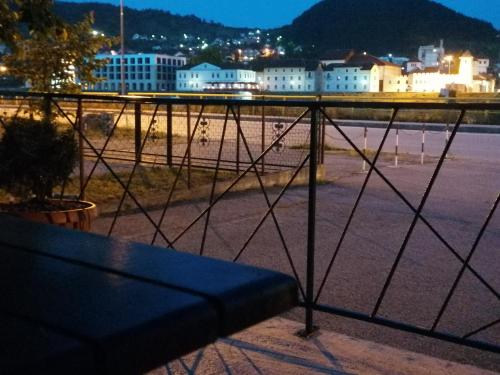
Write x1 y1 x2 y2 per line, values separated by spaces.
10 200 98 231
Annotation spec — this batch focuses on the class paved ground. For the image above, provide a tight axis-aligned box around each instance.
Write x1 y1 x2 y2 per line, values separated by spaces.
148 318 498 375
91 127 500 372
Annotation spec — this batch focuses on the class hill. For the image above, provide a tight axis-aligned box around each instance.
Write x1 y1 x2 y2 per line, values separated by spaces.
54 1 247 52
54 0 499 60
280 0 499 59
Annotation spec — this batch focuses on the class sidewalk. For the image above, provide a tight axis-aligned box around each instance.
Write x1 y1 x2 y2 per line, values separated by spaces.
151 318 498 375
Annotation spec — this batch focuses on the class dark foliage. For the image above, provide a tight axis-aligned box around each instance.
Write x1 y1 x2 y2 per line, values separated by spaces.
0 118 78 202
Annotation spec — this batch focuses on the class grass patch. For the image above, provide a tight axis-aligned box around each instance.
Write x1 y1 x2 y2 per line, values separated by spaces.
64 166 236 214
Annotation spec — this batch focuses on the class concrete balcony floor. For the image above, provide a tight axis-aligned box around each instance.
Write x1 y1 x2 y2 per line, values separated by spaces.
149 318 497 375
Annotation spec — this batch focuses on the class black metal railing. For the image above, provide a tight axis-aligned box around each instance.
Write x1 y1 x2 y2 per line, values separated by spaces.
1 91 499 356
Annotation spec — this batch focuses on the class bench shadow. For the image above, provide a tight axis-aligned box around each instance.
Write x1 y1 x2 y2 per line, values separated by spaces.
164 336 353 375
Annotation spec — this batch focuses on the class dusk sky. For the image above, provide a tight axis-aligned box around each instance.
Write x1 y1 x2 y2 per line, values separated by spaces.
66 0 500 29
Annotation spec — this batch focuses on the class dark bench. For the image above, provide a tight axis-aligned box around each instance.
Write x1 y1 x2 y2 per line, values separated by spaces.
0 215 297 374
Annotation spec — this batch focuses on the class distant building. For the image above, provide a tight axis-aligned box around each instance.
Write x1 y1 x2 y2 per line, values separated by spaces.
176 62 259 92
88 52 186 92
405 59 424 73
387 51 496 93
319 49 355 66
323 53 402 93
256 59 321 93
474 58 490 75
418 41 445 68
379 54 409 67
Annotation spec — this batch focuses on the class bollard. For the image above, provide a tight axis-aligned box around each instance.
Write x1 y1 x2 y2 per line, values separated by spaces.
445 122 450 159
394 123 399 168
421 123 426 165
362 125 368 172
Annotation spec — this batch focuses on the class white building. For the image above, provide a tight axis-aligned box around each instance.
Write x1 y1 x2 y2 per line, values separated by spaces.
89 52 186 93
322 54 402 93
258 60 321 93
418 41 445 68
474 58 490 75
406 59 424 73
176 63 258 92
386 51 496 93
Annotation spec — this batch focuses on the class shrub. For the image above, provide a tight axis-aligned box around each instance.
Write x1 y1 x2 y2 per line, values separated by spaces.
0 118 78 202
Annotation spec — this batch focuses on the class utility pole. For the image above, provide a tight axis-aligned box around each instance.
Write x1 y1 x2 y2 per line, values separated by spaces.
120 0 126 95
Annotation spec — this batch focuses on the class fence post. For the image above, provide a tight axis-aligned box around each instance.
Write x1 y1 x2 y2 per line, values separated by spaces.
321 107 326 164
261 105 265 176
305 104 319 335
187 104 191 189
236 105 241 174
394 122 399 167
167 103 173 167
445 121 450 159
362 125 368 172
134 102 142 163
77 99 85 200
421 123 426 165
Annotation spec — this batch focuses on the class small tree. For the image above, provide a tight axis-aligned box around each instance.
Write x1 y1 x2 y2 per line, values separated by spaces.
1 1 113 92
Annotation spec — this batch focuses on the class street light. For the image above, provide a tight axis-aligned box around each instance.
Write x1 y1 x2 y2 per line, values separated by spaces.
120 0 126 95
444 55 453 75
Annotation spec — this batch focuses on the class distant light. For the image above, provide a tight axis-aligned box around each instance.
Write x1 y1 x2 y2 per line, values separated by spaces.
0 66 7 73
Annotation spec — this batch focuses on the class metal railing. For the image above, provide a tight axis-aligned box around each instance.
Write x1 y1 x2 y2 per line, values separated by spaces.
1 91 499 356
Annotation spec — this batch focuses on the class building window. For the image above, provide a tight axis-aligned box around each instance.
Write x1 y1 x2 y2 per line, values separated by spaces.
345 76 348 80
138 58 143 64
345 84 348 90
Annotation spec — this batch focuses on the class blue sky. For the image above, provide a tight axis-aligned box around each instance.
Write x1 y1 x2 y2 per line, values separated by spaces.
65 0 500 29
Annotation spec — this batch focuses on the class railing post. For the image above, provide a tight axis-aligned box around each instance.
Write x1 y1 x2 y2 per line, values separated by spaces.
77 99 85 200
320 107 326 164
236 105 241 173
305 104 320 335
134 102 142 163
167 103 173 167
187 104 191 189
261 105 265 175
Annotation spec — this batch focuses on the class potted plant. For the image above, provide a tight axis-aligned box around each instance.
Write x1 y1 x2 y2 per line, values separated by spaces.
0 116 97 230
